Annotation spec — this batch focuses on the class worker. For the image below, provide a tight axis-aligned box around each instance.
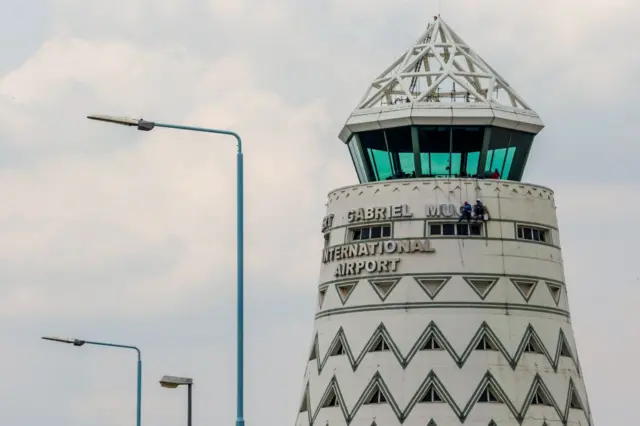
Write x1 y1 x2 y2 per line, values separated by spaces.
474 200 485 222
458 201 472 222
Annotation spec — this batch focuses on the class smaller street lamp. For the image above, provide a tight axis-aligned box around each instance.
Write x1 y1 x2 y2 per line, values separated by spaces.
160 375 194 426
41 336 142 426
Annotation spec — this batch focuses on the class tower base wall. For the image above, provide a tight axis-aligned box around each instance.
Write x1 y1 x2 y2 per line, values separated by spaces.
296 178 594 426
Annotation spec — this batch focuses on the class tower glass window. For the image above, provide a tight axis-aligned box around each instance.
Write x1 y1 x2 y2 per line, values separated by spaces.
485 127 534 180
349 125 534 182
418 126 452 177
348 136 370 182
359 127 415 180
418 126 484 177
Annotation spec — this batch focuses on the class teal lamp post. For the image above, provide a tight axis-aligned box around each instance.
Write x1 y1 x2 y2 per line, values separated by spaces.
42 336 142 426
86 114 245 426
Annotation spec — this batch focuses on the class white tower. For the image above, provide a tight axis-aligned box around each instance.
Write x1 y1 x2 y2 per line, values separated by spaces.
295 16 594 426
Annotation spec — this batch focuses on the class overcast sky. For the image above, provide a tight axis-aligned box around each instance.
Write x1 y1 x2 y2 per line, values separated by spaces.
0 0 638 425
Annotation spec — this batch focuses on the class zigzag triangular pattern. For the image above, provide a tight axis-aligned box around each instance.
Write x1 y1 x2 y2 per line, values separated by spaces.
419 382 444 403
309 322 579 374
510 278 538 302
545 281 563 306
318 288 327 309
299 371 590 425
335 281 358 305
299 383 309 413
368 277 401 302
322 274 563 306
565 380 586 412
463 277 500 300
308 335 318 362
414 276 451 300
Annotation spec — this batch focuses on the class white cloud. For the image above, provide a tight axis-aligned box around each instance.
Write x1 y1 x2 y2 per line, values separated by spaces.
207 0 295 24
0 36 339 319
50 0 185 28
455 0 639 100
0 38 205 109
328 0 415 16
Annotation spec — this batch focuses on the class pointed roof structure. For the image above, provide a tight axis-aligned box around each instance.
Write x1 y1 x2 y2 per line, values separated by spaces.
339 16 544 143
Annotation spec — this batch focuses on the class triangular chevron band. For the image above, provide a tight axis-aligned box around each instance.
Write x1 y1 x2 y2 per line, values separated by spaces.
308 321 580 375
298 371 590 425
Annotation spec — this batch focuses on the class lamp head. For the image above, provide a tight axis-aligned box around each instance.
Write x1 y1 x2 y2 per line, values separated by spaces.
160 375 193 388
41 336 86 346
86 114 155 131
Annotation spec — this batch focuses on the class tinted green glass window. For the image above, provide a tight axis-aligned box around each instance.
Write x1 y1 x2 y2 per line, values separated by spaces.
367 148 393 180
360 127 414 180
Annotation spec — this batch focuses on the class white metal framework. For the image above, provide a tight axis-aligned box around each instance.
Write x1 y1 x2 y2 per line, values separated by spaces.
357 16 531 111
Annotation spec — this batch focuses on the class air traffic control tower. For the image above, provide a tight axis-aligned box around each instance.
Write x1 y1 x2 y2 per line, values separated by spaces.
295 16 595 426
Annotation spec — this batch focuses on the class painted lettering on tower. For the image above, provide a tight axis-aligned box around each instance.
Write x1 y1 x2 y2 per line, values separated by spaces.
347 205 413 223
425 203 457 217
323 239 434 277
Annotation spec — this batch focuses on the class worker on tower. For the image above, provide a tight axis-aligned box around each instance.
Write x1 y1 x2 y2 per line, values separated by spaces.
474 199 485 221
458 201 472 222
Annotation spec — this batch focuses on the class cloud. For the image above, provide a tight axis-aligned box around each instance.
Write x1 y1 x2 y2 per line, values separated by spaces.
454 0 640 100
0 35 341 319
0 37 205 109
50 0 186 28
208 0 295 25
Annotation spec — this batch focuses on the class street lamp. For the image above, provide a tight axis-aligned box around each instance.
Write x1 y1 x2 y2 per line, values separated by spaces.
160 375 194 426
87 114 245 426
41 336 142 426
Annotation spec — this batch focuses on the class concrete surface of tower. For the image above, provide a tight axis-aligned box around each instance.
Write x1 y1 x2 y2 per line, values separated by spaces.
294 15 595 426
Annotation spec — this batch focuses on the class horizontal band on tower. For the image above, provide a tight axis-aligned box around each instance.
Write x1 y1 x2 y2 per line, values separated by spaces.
298 370 589 426
307 321 579 375
315 302 570 320
324 216 559 233
319 272 565 288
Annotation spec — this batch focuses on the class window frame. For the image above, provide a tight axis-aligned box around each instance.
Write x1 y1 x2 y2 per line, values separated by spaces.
428 221 484 237
348 223 392 242
516 224 550 244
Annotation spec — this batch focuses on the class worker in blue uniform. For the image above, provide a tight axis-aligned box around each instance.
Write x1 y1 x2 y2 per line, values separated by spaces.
458 201 472 222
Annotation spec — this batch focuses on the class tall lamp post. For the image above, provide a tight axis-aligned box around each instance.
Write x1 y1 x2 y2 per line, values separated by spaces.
41 336 142 426
160 375 194 426
86 114 245 426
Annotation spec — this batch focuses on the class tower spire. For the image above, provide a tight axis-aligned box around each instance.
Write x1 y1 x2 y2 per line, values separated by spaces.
338 17 544 147
354 17 533 111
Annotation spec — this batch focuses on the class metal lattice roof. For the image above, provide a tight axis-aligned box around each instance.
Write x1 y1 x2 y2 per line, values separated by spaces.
338 16 544 142
357 16 533 111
